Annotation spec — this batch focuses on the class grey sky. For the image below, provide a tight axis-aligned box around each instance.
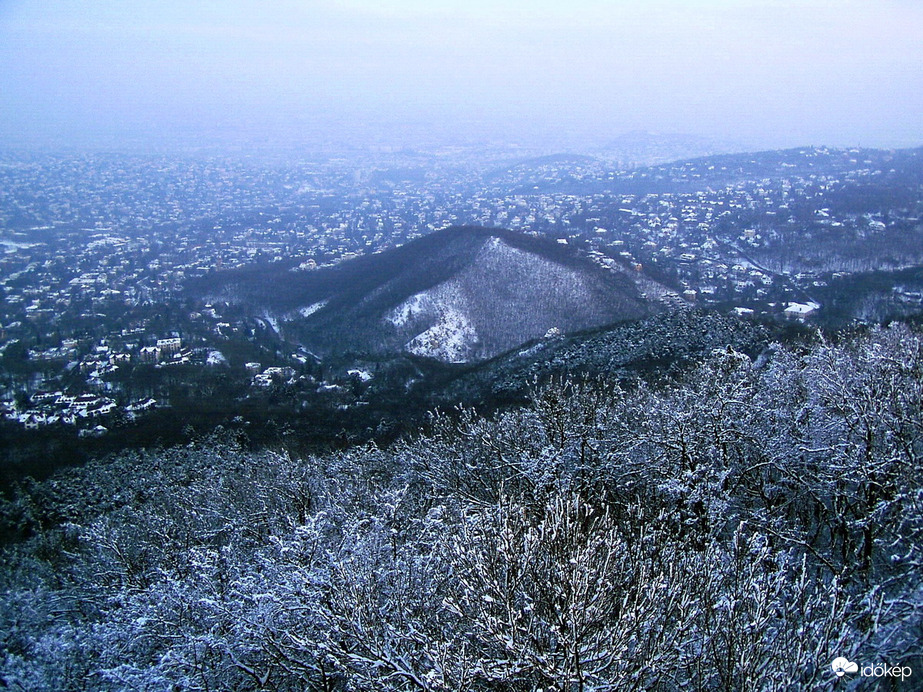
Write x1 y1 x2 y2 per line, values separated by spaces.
1 0 921 152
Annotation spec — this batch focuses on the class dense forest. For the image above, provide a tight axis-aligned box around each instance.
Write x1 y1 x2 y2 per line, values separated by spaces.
1 322 921 690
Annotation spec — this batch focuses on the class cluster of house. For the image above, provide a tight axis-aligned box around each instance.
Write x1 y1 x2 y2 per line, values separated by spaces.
247 363 296 387
0 336 180 433
0 391 159 435
67 336 191 395
139 337 191 366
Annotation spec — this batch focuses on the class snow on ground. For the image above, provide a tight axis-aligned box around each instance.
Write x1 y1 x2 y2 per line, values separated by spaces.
385 277 480 362
261 311 280 334
205 350 228 366
299 300 328 318
347 369 373 382
386 293 432 327
404 307 478 363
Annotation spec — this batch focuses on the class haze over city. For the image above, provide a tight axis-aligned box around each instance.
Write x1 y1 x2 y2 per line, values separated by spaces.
1 0 921 153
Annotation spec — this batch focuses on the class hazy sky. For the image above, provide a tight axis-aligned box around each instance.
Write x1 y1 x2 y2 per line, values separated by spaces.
1 0 921 152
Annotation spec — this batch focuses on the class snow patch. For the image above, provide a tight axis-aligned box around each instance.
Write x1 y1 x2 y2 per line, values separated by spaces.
405 308 478 363
299 300 328 318
386 293 433 327
205 350 227 366
261 312 280 334
347 369 373 382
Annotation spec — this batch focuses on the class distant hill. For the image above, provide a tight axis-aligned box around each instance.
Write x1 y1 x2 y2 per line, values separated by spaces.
595 130 743 166
603 145 923 194
480 144 923 197
192 226 657 363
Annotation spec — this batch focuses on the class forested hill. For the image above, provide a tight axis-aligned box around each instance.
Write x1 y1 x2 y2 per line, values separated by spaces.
500 144 923 195
191 225 657 362
2 322 921 689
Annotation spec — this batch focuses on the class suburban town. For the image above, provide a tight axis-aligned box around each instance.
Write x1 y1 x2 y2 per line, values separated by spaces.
1 145 921 435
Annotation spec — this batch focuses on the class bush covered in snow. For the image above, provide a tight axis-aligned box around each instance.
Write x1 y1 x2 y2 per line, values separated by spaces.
1 324 921 690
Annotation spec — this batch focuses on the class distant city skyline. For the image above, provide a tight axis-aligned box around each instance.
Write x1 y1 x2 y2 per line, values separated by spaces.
1 0 921 153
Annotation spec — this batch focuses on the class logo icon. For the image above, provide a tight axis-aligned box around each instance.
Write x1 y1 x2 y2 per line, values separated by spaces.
832 657 859 677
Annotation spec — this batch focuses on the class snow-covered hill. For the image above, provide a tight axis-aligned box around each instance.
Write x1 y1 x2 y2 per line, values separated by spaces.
195 226 658 363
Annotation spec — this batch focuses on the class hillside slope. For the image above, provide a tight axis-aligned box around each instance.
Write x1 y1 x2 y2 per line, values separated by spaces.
194 226 657 362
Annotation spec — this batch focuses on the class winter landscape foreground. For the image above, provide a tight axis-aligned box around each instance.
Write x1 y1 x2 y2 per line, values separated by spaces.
2 324 921 690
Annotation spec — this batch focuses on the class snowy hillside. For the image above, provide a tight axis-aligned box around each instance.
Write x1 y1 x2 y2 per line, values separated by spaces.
195 226 656 363
384 236 632 361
